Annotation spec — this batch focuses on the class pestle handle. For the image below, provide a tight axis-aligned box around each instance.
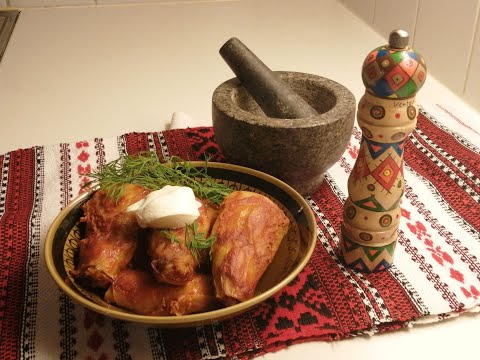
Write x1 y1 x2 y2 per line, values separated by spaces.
219 37 318 119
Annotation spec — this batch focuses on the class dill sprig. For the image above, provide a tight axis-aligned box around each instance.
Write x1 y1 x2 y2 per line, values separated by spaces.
85 152 232 205
160 220 216 260
185 221 216 261
159 229 180 244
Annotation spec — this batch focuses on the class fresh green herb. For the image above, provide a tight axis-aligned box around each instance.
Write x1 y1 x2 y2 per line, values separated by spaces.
159 229 180 244
184 220 216 261
85 152 232 204
157 221 216 260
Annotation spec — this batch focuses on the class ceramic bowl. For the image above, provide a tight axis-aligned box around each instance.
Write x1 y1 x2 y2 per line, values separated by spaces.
45 162 317 327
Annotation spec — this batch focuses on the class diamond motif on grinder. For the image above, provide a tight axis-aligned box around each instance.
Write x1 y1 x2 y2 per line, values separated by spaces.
352 146 371 181
371 155 401 191
386 66 409 91
353 195 387 212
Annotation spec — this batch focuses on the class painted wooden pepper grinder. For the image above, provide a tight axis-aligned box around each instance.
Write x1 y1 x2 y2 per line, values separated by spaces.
339 30 427 272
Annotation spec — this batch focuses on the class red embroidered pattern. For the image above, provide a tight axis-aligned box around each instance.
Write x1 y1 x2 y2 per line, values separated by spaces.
0 150 36 359
0 106 478 360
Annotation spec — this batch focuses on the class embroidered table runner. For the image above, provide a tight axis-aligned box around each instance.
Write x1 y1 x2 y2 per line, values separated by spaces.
0 106 479 359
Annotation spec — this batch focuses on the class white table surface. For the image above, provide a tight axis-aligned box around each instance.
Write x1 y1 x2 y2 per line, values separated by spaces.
0 0 479 358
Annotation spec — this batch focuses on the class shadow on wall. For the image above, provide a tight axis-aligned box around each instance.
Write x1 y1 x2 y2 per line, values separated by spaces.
0 10 19 62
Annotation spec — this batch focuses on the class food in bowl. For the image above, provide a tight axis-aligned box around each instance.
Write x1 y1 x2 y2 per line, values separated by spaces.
45 154 317 326
70 184 150 288
104 270 218 316
69 153 291 316
146 196 218 286
211 191 289 305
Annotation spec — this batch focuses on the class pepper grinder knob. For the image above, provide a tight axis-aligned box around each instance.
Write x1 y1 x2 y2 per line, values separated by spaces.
339 30 427 272
389 29 409 49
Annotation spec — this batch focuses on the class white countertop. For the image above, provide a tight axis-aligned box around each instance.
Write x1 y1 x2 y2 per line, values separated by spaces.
0 0 479 358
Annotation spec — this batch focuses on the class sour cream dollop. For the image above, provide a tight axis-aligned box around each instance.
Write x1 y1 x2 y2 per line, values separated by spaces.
126 185 202 229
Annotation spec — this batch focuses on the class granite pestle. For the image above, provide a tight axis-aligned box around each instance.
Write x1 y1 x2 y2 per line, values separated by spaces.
219 37 318 119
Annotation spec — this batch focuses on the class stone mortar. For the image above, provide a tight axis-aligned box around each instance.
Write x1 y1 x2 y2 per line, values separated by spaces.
212 71 356 195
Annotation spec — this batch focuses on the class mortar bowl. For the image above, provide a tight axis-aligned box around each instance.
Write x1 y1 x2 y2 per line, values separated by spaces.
212 71 356 195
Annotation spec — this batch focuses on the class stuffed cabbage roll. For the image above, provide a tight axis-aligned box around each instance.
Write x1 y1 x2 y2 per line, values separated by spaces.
71 184 150 288
104 269 219 316
211 191 290 305
147 198 218 285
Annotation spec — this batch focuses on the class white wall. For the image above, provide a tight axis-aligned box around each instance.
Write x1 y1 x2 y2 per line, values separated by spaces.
2 0 479 112
340 0 480 112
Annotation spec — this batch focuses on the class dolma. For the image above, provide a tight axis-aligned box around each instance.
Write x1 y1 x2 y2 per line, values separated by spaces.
104 269 219 316
71 184 150 288
211 191 290 305
147 198 218 285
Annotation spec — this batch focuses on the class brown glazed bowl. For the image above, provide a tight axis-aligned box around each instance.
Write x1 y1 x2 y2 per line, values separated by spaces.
212 71 356 195
44 162 317 328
